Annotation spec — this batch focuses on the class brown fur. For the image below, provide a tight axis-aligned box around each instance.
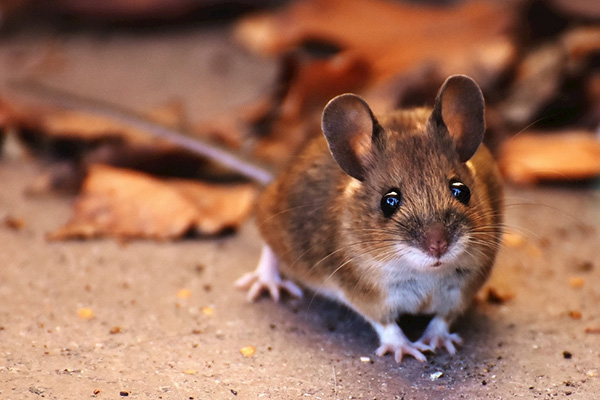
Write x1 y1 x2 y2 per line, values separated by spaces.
256 104 503 327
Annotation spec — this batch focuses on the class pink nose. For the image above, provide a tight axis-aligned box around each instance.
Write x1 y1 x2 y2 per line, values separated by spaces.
423 223 448 259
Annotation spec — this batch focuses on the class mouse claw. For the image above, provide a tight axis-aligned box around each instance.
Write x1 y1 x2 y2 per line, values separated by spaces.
413 340 435 353
372 323 427 363
415 316 463 355
281 280 303 298
376 342 427 363
235 244 302 302
236 272 302 302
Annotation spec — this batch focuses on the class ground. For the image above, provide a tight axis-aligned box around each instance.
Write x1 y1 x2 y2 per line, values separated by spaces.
1 21 599 400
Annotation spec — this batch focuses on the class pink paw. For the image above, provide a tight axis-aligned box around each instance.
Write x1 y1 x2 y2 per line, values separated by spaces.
235 244 302 302
376 342 427 363
415 332 463 355
235 271 302 302
372 323 427 363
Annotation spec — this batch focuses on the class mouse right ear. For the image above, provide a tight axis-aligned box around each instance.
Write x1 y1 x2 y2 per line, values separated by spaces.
321 93 377 181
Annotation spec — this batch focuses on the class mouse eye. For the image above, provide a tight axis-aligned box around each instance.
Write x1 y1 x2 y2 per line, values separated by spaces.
449 179 471 205
381 189 402 218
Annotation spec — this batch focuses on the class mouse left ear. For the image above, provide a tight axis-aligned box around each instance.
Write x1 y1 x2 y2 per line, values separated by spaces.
321 93 377 181
430 75 485 162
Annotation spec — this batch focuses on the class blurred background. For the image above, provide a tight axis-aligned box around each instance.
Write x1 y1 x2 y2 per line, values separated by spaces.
0 1 599 399
0 0 598 198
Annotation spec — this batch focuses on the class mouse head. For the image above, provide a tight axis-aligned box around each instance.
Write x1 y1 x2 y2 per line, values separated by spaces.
321 75 488 270
322 74 484 180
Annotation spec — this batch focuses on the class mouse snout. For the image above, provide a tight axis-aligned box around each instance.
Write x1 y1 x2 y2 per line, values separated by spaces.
421 223 448 259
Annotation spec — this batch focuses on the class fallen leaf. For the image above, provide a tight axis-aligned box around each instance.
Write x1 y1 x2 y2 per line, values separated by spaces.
499 131 600 184
235 0 514 81
177 288 192 299
503 231 525 248
499 43 566 128
561 26 600 61
48 164 256 240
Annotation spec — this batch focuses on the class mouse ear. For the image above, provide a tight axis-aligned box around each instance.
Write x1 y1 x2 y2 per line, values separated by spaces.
431 75 485 162
321 93 377 181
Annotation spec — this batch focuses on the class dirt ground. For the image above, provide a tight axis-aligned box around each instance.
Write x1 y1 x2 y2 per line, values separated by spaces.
1 21 600 400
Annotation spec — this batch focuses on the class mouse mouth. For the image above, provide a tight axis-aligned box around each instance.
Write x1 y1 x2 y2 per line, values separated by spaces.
432 260 443 267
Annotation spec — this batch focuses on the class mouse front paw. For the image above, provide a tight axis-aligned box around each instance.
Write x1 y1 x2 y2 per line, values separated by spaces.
376 341 427 363
414 316 463 355
234 244 303 302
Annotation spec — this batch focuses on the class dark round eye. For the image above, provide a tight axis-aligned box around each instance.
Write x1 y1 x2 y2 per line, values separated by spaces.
381 189 402 218
449 179 471 205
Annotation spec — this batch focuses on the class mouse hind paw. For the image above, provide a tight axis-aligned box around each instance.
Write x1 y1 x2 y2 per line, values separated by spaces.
372 322 427 363
234 244 302 302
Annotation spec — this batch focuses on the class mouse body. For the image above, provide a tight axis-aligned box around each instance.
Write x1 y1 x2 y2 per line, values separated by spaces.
236 75 503 362
16 73 503 363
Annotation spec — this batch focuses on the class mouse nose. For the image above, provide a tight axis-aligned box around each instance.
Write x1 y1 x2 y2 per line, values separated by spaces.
422 223 448 259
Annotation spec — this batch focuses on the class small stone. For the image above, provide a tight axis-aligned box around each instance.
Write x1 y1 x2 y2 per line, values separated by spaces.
429 371 443 381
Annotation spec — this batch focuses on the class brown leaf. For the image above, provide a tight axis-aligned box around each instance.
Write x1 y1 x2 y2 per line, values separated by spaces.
498 130 600 184
0 94 186 145
169 178 257 235
561 26 600 61
234 0 514 81
48 165 256 240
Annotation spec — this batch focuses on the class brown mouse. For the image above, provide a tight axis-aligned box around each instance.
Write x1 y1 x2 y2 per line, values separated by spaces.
14 74 503 363
236 75 504 362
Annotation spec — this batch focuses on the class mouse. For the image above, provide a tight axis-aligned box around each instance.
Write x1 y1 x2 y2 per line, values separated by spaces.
235 74 504 362
13 74 503 363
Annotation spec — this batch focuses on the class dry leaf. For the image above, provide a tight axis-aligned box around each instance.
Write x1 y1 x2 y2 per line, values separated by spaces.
561 26 600 61
235 0 514 81
502 231 526 248
1 94 187 145
48 164 256 240
499 131 600 184
169 178 256 235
